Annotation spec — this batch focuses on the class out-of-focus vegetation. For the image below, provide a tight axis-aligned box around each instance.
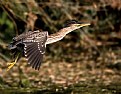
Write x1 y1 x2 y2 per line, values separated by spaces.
0 0 121 93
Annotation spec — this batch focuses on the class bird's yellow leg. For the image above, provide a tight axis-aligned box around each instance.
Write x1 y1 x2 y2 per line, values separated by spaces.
7 54 19 71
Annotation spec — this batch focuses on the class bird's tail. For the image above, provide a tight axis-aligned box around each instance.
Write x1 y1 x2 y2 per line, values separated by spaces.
8 39 24 59
8 42 17 50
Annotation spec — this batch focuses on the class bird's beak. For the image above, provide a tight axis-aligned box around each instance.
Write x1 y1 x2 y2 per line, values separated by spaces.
78 23 90 28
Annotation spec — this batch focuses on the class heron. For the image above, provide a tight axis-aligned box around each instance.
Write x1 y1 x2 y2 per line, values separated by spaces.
7 20 90 71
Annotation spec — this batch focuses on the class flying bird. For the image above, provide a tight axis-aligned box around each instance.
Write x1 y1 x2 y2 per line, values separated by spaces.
7 20 90 71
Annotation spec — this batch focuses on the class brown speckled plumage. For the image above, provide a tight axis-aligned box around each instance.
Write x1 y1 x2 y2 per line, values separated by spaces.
8 20 90 70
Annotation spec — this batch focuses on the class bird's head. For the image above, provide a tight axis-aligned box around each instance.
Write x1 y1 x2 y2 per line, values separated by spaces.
64 20 90 31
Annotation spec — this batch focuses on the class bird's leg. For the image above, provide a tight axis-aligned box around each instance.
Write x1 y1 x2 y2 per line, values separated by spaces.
7 54 19 71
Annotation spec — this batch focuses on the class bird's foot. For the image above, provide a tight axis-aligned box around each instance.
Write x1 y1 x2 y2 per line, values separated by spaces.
7 61 16 71
7 54 19 71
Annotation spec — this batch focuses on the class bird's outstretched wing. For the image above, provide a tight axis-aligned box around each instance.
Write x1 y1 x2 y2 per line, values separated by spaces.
24 42 46 70
23 31 48 70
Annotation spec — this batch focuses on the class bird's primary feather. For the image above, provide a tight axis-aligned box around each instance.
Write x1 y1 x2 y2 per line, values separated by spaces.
24 42 46 70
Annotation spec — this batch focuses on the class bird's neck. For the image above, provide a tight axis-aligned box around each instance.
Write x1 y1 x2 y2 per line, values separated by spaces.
46 27 76 44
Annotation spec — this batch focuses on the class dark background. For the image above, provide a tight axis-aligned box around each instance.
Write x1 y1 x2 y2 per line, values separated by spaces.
0 0 121 93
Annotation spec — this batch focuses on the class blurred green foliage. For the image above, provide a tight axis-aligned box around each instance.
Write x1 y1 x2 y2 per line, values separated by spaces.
0 8 14 42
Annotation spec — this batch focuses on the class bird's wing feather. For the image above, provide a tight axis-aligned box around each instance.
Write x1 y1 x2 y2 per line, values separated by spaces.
23 31 48 70
24 42 46 70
